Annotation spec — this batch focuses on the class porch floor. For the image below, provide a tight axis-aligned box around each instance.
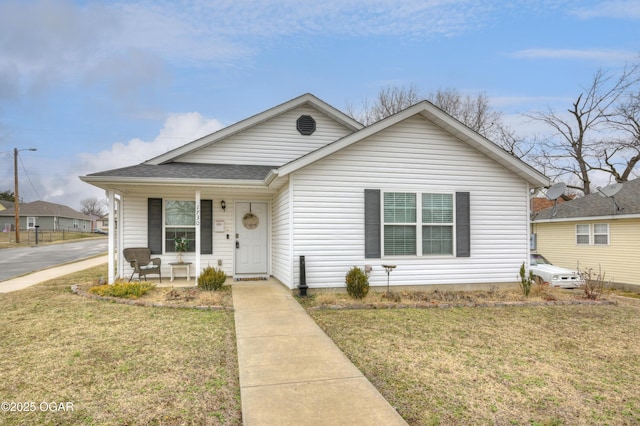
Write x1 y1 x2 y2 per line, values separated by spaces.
232 279 407 425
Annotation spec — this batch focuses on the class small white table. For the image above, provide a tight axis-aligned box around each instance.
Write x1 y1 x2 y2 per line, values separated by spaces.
169 262 192 282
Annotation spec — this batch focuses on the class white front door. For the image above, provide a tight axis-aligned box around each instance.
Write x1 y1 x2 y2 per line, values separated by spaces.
235 202 268 275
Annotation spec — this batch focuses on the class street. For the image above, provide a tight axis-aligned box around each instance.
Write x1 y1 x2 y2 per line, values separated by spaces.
0 238 108 282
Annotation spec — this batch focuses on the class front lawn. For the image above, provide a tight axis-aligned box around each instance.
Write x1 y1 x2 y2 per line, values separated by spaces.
309 302 640 425
0 266 241 425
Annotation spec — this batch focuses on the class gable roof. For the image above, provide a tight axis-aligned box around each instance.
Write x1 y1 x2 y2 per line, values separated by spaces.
0 200 14 210
0 200 92 220
81 94 549 190
271 100 549 188
532 178 640 222
145 93 363 165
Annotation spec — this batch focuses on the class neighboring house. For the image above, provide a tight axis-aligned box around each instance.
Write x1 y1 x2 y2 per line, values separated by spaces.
0 200 93 232
0 200 14 211
81 93 549 289
531 178 640 288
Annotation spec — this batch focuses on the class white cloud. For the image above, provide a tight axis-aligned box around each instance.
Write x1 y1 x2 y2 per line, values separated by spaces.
570 1 640 20
511 48 636 64
2 112 224 210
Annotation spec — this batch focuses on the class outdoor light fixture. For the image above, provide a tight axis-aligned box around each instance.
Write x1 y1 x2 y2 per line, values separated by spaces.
220 200 226 211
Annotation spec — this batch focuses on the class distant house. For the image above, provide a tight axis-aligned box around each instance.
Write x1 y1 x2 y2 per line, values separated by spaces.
0 200 93 232
81 93 548 287
531 178 640 288
0 200 14 211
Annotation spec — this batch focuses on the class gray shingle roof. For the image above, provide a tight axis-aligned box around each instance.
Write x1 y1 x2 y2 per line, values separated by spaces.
532 178 640 221
85 163 276 181
0 200 90 220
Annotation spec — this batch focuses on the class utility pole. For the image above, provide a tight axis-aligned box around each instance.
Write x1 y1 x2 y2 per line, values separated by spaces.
13 147 37 244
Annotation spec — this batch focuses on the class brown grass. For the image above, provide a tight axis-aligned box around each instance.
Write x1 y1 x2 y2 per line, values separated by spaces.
0 265 241 425
308 299 640 425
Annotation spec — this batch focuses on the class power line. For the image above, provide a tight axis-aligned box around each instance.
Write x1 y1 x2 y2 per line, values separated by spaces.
19 154 42 201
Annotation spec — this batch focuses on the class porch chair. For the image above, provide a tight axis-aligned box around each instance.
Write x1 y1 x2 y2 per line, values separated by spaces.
123 247 162 283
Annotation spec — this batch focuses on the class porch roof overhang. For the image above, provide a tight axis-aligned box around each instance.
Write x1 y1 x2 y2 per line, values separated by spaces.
80 163 279 192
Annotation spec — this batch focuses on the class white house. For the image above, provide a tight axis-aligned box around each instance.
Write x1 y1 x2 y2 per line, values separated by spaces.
81 93 549 290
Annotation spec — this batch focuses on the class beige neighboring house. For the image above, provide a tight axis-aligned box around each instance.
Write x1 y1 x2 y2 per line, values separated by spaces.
531 178 640 289
0 200 94 232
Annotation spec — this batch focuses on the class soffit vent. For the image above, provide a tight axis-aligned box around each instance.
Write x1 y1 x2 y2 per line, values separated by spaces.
296 115 316 135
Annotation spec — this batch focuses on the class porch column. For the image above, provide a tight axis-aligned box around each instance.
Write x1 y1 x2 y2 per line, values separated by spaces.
116 196 123 280
107 190 116 284
195 190 201 281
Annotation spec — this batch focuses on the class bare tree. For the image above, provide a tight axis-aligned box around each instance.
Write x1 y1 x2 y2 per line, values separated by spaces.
526 64 640 194
80 197 107 216
346 85 529 159
346 84 421 125
596 90 640 182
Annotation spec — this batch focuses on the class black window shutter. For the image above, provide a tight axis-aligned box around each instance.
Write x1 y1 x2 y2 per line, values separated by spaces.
148 198 163 254
200 200 213 254
364 189 381 259
456 192 470 257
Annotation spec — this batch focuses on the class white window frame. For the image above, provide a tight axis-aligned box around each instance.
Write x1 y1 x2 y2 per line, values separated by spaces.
164 199 196 253
593 223 609 245
382 191 455 257
576 224 590 245
27 217 36 229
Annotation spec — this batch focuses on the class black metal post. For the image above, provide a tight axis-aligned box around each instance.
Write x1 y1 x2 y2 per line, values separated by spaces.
298 255 308 296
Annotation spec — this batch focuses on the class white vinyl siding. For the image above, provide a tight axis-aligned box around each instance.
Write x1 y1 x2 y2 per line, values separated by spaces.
290 115 531 289
271 183 291 286
176 106 354 166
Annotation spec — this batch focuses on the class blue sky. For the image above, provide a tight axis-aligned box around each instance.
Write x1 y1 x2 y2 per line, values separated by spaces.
0 0 638 209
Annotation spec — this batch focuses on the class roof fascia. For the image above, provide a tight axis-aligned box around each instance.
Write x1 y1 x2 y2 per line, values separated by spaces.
532 213 640 223
80 175 268 189
276 101 549 187
145 93 363 165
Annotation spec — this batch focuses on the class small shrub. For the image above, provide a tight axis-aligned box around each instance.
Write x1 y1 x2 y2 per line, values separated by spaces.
198 266 227 291
345 266 369 299
518 262 534 297
582 266 609 300
89 281 156 299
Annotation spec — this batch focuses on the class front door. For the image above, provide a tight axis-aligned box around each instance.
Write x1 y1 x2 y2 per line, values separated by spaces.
235 202 268 275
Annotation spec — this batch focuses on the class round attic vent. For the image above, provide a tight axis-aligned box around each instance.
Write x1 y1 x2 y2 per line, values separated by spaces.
296 115 316 135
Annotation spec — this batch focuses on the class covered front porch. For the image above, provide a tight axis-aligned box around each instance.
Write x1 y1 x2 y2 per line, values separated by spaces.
102 183 282 285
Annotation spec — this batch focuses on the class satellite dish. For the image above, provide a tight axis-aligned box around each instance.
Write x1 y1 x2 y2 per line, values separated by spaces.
545 182 566 201
598 182 623 213
598 182 623 198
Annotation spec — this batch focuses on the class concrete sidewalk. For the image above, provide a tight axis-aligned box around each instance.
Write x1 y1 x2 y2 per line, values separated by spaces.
232 280 407 425
0 255 109 293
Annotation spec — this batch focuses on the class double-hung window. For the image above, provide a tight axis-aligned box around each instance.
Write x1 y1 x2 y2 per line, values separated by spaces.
593 224 609 245
576 224 590 245
575 223 609 245
422 193 454 255
165 200 196 252
384 193 417 255
383 192 454 256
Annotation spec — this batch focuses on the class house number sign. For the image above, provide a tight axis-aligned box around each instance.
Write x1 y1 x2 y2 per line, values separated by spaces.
196 204 200 226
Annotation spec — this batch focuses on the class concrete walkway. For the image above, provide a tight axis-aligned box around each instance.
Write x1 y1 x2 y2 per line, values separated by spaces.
232 280 407 425
0 255 109 293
